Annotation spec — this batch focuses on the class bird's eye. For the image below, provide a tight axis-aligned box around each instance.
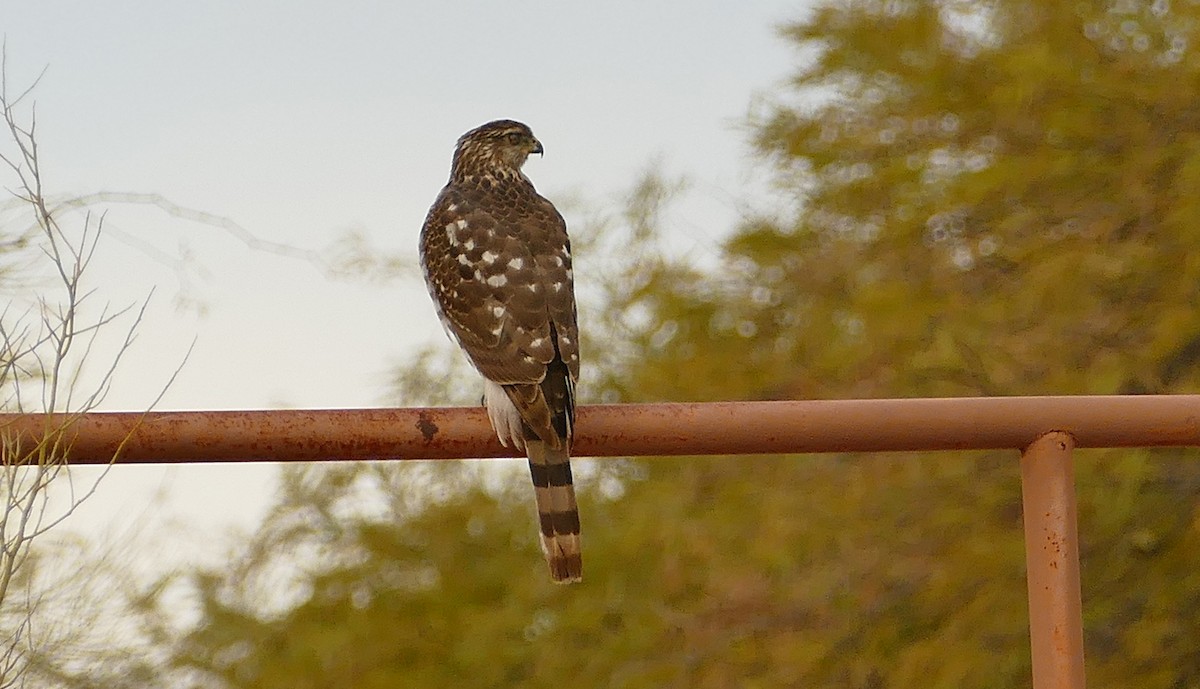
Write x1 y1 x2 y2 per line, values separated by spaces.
506 132 524 144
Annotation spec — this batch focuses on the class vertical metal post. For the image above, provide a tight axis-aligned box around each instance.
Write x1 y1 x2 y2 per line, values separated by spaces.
1021 431 1086 689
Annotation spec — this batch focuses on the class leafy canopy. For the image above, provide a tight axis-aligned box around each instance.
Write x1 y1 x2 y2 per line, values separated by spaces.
93 2 1200 688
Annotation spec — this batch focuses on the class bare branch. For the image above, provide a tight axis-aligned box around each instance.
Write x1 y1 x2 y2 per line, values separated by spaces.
53 191 323 263
0 51 184 688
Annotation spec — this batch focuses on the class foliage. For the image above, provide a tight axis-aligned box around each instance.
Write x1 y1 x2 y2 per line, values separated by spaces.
121 1 1200 687
735 0 1200 399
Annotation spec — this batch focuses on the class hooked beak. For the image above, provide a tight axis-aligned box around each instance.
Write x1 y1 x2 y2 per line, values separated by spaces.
531 138 544 156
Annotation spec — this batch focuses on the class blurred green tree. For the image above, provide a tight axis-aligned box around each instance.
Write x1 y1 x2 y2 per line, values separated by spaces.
119 1 1200 687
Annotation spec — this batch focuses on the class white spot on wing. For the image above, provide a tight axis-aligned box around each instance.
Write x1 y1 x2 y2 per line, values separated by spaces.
486 274 508 287
508 257 524 269
464 239 475 251
457 254 471 266
482 250 499 264
530 337 546 348
552 282 563 292
448 203 458 211
552 256 564 267
445 224 459 247
455 219 468 230
491 305 505 318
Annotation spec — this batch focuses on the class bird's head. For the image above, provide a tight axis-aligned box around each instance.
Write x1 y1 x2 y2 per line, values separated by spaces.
451 119 544 181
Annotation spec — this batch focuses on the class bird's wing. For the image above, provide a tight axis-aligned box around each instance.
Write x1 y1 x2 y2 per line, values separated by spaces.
420 185 578 443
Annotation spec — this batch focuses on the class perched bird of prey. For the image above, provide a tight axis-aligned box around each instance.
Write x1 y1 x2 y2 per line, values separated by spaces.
419 120 582 583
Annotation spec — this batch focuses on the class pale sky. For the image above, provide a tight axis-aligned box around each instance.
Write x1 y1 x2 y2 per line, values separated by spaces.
2 1 809 561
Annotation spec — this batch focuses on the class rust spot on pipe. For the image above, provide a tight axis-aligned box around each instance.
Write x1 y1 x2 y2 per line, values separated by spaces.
416 411 439 443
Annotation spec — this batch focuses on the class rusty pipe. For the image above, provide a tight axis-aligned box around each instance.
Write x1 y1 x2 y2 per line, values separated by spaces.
0 395 1197 465
1021 431 1087 689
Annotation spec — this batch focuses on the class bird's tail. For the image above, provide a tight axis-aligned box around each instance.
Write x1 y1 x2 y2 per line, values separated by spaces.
525 439 582 583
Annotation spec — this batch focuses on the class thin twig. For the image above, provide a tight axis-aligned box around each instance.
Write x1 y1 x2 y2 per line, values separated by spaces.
0 54 183 687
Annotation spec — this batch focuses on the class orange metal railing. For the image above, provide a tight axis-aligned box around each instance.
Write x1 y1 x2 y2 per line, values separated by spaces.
1022 432 1086 689
2 395 1197 463
4 394 1200 689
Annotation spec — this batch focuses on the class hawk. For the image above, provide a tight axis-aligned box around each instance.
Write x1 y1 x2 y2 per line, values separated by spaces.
419 120 582 584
